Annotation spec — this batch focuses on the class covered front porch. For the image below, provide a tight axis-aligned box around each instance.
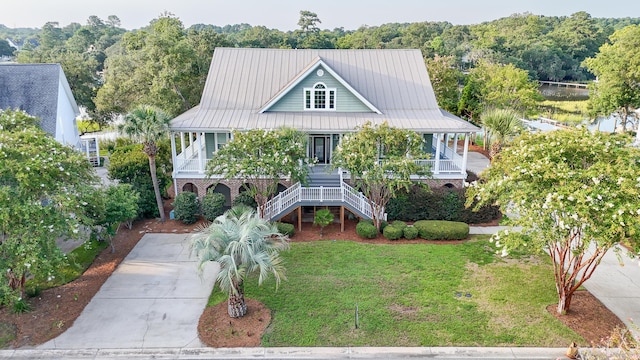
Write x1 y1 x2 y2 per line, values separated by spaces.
170 131 472 180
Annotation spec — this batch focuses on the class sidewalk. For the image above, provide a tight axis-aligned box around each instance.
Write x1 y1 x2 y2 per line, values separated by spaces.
0 346 568 359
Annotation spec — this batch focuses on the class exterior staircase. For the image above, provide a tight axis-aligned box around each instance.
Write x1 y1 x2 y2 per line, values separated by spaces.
263 165 383 222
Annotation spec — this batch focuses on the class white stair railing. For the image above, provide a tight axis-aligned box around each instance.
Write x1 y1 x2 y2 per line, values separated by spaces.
262 181 382 221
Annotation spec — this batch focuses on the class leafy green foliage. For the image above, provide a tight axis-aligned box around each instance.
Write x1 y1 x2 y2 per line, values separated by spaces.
275 222 295 237
313 209 334 236
391 220 408 230
172 192 200 224
331 121 428 229
382 225 403 240
207 128 311 217
583 24 640 131
232 191 258 209
387 186 501 224
101 184 139 231
0 109 98 304
355 221 378 239
201 191 226 221
413 220 470 240
480 108 524 157
466 129 640 313
403 226 419 239
426 55 462 114
107 144 170 218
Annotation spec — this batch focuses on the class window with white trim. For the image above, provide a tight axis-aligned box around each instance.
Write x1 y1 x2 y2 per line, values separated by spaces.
304 82 336 110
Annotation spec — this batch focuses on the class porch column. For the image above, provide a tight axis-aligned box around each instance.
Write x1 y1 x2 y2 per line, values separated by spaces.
434 133 441 175
461 133 470 175
197 132 204 173
170 132 178 196
453 133 458 155
180 132 186 156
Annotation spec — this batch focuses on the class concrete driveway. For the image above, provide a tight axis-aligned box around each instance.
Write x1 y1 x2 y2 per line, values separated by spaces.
40 234 219 349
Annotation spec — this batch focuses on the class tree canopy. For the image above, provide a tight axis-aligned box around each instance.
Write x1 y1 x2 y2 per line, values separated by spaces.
331 122 428 229
583 24 640 132
0 109 98 304
466 129 640 314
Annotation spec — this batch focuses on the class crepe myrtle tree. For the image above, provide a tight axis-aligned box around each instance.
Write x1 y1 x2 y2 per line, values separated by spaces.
206 127 312 217
191 206 289 318
0 109 98 304
331 121 429 230
466 129 640 314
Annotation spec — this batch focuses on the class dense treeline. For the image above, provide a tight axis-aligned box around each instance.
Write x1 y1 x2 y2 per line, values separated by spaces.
2 11 639 124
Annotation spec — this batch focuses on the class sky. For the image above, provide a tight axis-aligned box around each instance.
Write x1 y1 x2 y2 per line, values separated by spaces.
1 0 640 31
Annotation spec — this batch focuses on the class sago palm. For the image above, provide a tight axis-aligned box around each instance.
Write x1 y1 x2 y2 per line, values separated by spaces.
118 105 171 222
190 206 290 318
480 108 523 159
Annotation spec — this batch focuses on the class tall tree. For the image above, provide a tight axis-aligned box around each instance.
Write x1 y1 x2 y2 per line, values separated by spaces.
583 24 640 132
466 129 640 314
331 122 428 230
191 206 289 318
0 109 98 304
206 128 311 217
118 105 171 222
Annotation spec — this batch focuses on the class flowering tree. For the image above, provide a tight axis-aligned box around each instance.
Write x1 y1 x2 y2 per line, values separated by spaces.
466 129 640 314
206 127 311 217
0 109 98 305
331 122 428 230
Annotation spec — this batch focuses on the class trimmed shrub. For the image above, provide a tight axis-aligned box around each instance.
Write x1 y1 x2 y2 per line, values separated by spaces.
391 220 408 230
275 222 295 237
403 226 419 239
172 192 199 224
413 220 469 240
383 225 403 240
201 191 226 221
233 191 258 209
356 221 378 239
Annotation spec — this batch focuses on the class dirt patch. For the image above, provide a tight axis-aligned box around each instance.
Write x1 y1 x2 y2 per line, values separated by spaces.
546 291 628 346
198 298 271 347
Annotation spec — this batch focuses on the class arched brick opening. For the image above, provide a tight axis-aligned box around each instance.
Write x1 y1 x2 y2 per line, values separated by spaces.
207 183 232 208
443 183 455 189
182 182 198 196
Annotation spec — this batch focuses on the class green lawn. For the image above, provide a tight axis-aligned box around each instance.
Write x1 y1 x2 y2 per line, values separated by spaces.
208 237 581 347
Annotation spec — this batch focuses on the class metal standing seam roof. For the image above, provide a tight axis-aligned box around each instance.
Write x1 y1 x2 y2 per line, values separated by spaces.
170 48 479 133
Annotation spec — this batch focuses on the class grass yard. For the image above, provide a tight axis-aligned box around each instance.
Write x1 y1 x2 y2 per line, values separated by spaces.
208 237 581 347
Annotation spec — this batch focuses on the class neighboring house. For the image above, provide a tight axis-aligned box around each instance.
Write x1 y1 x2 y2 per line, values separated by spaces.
0 63 82 149
169 48 479 225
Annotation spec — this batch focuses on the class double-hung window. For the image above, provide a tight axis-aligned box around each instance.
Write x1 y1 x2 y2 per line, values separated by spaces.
304 82 336 110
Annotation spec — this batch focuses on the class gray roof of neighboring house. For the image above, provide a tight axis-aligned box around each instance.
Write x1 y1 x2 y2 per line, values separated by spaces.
171 48 479 133
0 63 79 137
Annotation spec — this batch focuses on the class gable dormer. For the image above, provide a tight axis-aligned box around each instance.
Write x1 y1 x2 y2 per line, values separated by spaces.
260 59 381 114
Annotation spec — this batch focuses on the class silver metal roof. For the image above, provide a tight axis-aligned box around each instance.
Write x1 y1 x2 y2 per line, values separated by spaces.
170 48 479 133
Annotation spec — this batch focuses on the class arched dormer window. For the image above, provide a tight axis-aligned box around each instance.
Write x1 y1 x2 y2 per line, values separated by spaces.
304 82 336 111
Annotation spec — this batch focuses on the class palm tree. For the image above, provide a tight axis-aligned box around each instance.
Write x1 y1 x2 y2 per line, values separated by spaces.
480 108 524 159
190 206 290 318
119 105 171 222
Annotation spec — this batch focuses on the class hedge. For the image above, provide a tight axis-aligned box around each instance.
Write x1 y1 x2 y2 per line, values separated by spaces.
201 191 226 221
413 220 469 240
403 226 419 239
386 185 500 224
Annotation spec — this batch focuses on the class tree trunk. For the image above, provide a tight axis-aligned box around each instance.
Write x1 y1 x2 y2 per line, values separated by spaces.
228 287 248 318
556 289 573 315
148 155 166 222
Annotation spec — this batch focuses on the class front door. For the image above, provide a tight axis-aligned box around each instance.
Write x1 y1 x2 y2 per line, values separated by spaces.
312 136 330 164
